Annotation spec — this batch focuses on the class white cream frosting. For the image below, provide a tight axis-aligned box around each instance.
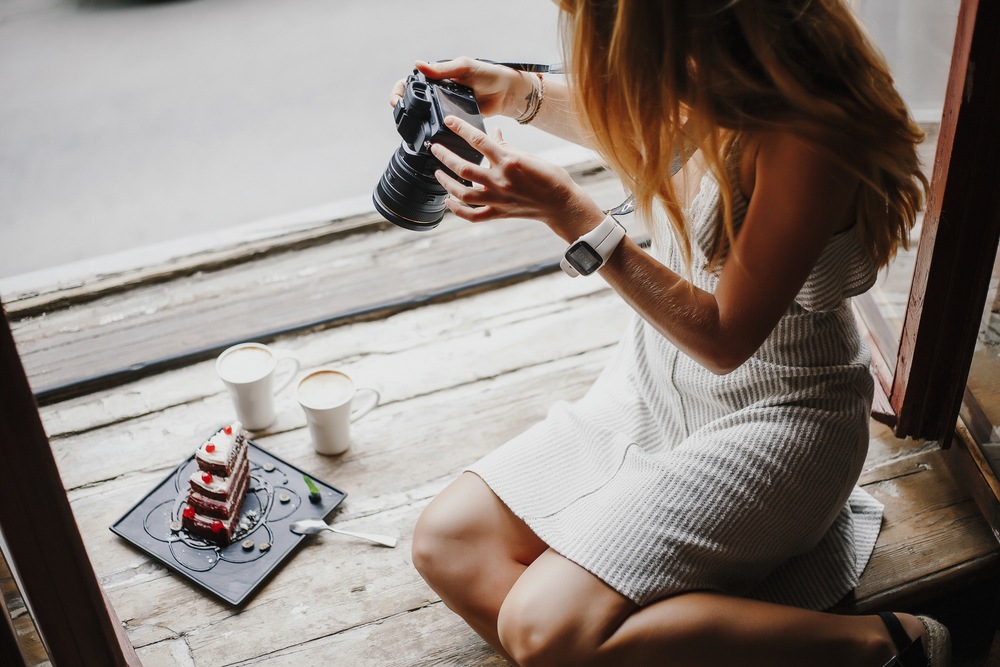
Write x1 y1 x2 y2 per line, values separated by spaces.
190 468 236 494
197 421 244 466
190 441 248 495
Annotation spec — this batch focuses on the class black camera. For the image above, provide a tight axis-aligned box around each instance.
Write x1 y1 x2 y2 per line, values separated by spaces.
373 70 486 231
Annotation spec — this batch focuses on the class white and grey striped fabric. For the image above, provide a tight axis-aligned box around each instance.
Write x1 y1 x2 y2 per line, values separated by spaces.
469 156 884 610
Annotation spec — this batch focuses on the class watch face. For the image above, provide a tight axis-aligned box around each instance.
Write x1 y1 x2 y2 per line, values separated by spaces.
566 241 603 275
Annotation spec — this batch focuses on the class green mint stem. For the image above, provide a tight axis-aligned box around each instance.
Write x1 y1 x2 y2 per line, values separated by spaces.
303 475 320 495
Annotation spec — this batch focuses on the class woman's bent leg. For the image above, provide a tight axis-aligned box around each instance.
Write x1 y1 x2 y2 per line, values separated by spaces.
497 548 920 667
411 472 548 658
415 474 924 666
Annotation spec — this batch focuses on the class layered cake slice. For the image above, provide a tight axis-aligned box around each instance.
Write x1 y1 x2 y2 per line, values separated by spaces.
181 422 251 544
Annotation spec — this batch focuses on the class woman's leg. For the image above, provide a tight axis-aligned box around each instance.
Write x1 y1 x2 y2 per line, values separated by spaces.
411 472 548 659
413 472 926 666
498 548 925 667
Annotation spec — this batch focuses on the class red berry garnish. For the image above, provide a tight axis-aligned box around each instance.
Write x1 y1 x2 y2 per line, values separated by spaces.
205 443 216 453
202 472 213 484
211 520 224 533
223 425 233 435
183 507 195 519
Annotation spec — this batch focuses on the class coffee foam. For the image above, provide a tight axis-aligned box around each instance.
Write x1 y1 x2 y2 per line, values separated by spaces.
297 370 354 410
218 346 274 384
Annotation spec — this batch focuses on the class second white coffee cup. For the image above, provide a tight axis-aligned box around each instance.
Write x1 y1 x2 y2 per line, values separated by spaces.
217 342 301 431
297 369 379 455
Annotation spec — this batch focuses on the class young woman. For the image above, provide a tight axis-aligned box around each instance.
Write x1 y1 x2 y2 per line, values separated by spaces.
395 1 946 665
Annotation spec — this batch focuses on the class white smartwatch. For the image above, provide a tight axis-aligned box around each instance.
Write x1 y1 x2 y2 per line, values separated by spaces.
559 214 627 277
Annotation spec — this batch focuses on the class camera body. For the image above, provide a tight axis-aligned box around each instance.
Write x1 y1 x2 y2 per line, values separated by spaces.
394 70 484 165
373 70 486 231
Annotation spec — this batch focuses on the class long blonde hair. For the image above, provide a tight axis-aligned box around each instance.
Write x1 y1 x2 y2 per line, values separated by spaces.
558 0 928 271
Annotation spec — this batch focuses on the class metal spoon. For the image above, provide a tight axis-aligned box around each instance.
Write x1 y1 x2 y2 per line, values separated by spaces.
289 519 398 548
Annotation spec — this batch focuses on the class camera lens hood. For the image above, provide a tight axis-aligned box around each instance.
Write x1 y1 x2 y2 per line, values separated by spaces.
373 146 448 231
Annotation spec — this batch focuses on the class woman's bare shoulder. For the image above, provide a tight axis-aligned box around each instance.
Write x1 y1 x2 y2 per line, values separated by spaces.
742 127 860 235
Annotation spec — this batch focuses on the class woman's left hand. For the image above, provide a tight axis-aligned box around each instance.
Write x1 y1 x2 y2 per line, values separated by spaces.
430 116 606 243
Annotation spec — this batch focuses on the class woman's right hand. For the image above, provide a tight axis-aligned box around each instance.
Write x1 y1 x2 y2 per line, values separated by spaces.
388 57 531 119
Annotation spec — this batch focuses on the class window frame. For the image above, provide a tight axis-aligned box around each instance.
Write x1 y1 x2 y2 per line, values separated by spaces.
857 0 1000 445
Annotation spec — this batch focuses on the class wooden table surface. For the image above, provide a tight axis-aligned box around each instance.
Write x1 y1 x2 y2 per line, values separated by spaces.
39 267 629 666
11 134 1000 665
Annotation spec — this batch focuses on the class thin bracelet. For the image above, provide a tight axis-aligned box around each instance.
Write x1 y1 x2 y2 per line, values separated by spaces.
514 72 539 123
516 73 544 125
519 73 544 125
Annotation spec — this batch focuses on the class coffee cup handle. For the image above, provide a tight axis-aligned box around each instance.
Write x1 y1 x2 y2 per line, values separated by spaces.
350 388 380 422
272 351 301 393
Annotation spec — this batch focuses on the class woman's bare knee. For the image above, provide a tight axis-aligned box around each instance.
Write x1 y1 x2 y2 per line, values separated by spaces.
496 550 636 667
497 596 582 667
411 482 476 585
412 472 545 588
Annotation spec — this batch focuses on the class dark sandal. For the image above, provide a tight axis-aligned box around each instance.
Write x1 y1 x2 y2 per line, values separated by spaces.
878 612 951 667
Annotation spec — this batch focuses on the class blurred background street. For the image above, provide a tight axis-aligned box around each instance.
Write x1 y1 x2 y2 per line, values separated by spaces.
0 0 957 283
0 0 569 280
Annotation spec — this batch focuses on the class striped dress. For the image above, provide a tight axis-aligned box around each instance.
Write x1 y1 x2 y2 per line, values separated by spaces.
468 157 884 610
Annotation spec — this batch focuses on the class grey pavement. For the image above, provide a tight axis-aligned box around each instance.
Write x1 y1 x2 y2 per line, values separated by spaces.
0 0 568 279
0 0 957 282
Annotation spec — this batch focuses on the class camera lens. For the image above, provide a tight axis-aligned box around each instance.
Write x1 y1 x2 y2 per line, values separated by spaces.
373 146 449 231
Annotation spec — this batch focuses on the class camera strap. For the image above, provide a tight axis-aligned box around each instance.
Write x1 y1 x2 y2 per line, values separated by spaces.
474 58 694 207
477 59 565 74
482 59 694 176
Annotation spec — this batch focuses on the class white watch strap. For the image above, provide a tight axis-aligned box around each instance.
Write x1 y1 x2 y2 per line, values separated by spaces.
559 255 581 277
560 215 627 277
593 217 626 257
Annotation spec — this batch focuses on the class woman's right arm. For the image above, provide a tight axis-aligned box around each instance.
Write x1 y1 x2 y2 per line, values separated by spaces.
389 58 591 147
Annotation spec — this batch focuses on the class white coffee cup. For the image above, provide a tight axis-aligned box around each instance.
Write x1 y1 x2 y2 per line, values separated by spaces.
216 342 301 431
297 369 379 455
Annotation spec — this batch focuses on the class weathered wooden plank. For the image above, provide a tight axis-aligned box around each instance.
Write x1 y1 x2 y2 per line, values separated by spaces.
2 210 384 318
846 409 1000 616
850 448 999 610
10 167 628 402
35 271 610 438
73 351 610 583
46 284 629 492
111 501 433 664
225 601 503 667
132 598 502 667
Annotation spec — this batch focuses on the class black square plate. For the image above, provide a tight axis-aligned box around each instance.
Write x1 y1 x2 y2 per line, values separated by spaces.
110 440 346 606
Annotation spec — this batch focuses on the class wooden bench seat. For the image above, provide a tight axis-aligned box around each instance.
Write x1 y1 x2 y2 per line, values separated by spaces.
5 158 998 665
5 272 993 665
838 428 999 615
